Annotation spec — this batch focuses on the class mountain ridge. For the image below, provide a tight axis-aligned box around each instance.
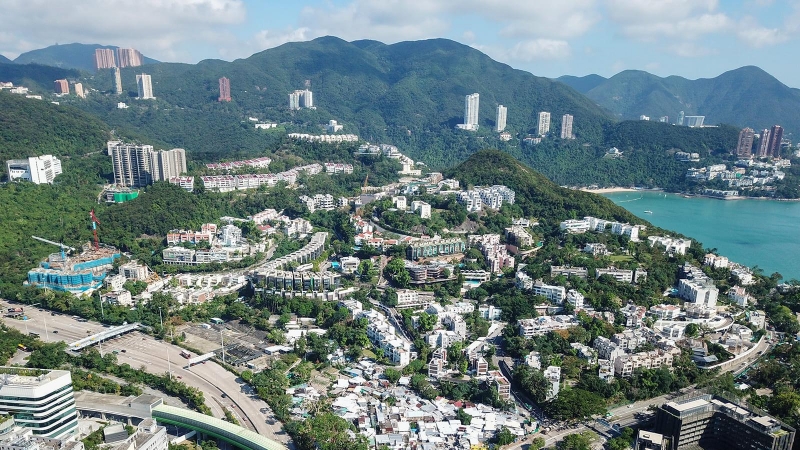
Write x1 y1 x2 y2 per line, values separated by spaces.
13 43 159 72
572 66 800 135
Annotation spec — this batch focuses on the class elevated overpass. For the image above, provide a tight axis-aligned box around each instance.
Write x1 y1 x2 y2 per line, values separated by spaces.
68 323 140 351
151 404 287 450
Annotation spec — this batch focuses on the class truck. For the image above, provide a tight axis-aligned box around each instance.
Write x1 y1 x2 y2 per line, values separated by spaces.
180 351 192 359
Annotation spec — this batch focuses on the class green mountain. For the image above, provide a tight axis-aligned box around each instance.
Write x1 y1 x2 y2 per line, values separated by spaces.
0 63 81 92
448 149 641 224
71 36 614 166
582 66 800 135
556 74 607 94
0 54 12 64
0 91 111 178
13 43 159 72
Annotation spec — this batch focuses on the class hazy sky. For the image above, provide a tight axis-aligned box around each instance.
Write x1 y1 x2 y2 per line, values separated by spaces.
1 0 798 86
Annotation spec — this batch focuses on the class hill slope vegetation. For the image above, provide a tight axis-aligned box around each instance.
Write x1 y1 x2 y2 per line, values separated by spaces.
448 149 642 224
13 43 159 72
582 66 800 135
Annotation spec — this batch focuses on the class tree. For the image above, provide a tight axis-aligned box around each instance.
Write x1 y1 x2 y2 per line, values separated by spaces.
494 427 515 446
418 312 436 332
685 323 700 338
384 368 402 384
457 407 472 425
558 432 594 450
531 437 546 450
357 260 377 283
545 389 606 421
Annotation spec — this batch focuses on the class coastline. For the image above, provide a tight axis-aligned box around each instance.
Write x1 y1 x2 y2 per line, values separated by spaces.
579 187 640 194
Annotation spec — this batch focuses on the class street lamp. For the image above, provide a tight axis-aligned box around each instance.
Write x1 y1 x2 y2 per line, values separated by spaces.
159 307 172 380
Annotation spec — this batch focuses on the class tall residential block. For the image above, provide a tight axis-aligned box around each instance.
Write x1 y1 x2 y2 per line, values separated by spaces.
736 127 755 158
767 125 784 158
116 48 143 68
560 114 574 139
109 141 186 187
74 82 86 99
301 89 313 108
218 76 231 102
288 89 313 109
53 79 69 94
457 93 480 131
677 111 685 126
94 48 116 69
757 129 771 158
136 73 154 99
538 111 551 136
113 66 123 94
5 155 62 184
684 116 705 127
496 105 507 132
0 367 79 438
653 393 795 450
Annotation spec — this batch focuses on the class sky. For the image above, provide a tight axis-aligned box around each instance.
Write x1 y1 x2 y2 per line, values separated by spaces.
1 0 799 87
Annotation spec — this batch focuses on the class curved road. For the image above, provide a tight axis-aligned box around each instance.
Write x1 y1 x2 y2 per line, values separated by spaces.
0 304 288 445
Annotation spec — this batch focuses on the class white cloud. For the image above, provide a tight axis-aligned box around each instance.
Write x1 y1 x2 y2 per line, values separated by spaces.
606 0 732 40
0 0 246 61
665 42 717 58
737 16 789 47
474 39 572 63
297 0 598 44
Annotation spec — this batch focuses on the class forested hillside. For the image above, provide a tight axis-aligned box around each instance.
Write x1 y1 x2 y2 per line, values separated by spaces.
66 36 612 166
13 43 159 71
448 150 642 224
0 92 110 177
582 66 800 135
0 63 82 93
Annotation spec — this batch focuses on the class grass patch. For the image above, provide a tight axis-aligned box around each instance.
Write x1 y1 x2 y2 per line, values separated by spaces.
609 255 634 262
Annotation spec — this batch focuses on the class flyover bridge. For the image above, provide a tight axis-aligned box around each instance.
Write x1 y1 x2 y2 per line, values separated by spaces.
151 404 287 450
68 323 140 351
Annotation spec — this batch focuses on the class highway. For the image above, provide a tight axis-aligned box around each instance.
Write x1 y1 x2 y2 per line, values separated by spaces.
1 303 289 446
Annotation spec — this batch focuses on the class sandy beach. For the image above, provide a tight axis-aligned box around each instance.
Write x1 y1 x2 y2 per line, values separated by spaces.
579 187 639 194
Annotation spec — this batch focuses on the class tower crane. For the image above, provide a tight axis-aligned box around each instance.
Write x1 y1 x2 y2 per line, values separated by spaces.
31 236 75 261
89 209 101 250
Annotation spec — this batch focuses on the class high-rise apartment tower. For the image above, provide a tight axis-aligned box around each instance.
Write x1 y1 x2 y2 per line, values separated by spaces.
136 74 154 99
538 112 551 136
218 77 231 102
736 127 755 158
560 114 574 139
94 48 116 69
496 105 507 132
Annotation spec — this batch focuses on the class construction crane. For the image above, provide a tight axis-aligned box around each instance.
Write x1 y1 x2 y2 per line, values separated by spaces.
31 236 75 262
89 209 101 250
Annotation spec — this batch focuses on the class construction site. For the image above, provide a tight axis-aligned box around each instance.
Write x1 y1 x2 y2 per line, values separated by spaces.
25 210 121 295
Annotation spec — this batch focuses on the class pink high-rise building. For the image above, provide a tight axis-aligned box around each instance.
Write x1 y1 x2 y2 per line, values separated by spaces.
218 77 231 102
94 48 116 69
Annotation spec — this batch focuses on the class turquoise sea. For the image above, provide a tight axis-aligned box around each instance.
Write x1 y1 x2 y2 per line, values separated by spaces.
602 191 800 280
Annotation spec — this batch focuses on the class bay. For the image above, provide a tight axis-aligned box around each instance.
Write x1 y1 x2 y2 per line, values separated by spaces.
602 191 800 280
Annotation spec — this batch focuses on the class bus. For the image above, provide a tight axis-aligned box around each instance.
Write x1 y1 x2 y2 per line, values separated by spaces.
28 332 39 337
17 343 28 351
210 318 224 325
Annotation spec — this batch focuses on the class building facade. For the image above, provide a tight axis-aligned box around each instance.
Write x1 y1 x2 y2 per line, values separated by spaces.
218 77 231 102
538 111 551 136
136 74 154 99
0 367 78 438
560 114 574 139
113 67 123 94
109 142 186 188
653 393 795 450
458 93 480 131
496 105 507 132
95 48 116 69
736 127 755 158
6 155 63 184
117 48 143 68
53 79 69 94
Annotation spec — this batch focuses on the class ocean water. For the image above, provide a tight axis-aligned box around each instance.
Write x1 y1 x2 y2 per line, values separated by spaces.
603 191 800 280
